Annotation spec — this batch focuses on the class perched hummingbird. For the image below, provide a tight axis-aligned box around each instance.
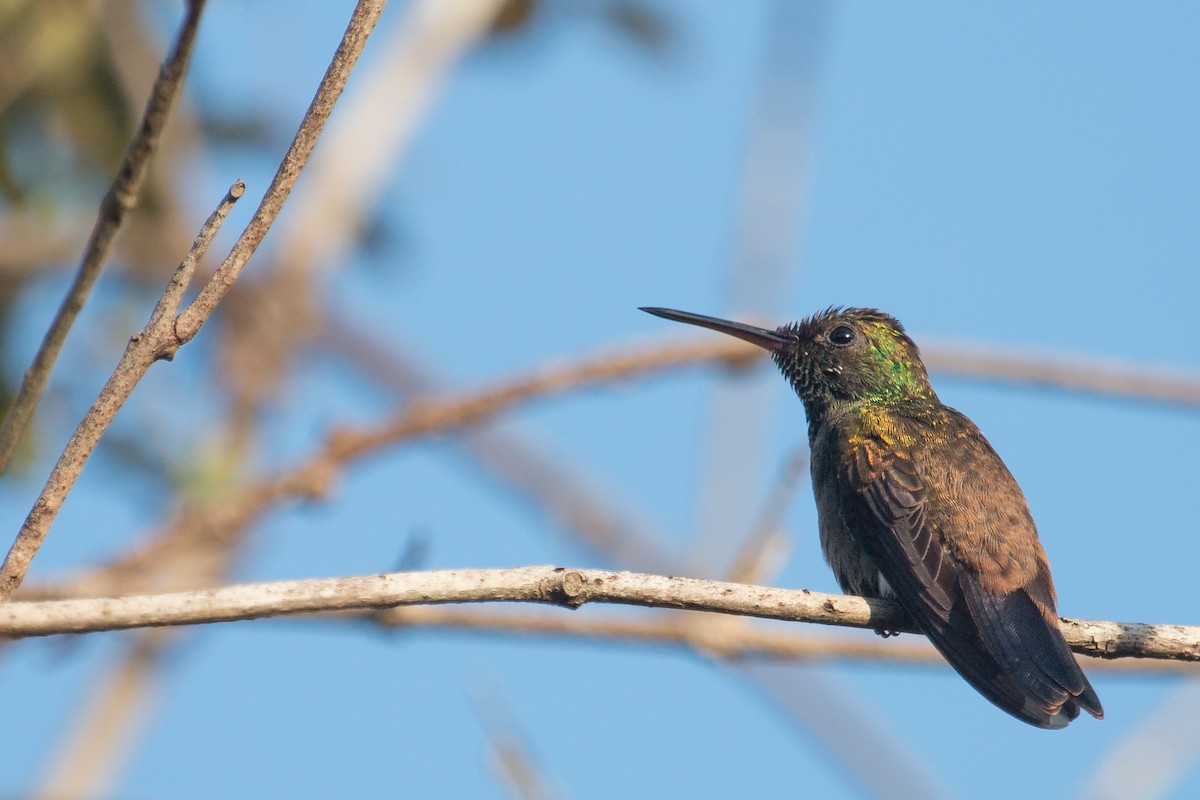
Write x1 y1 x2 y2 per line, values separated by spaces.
641 305 1102 729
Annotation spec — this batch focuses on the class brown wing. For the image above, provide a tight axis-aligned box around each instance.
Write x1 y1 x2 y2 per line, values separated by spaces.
844 429 1101 728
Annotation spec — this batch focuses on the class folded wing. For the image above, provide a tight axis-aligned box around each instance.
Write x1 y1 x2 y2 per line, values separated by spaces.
845 436 1102 728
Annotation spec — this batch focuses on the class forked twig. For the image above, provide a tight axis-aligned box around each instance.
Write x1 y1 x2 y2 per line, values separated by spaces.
0 0 389 600
0 183 243 600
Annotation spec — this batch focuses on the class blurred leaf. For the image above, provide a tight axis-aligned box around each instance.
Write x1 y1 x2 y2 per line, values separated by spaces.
0 0 131 202
490 0 537 35
195 107 277 150
603 0 671 54
483 0 674 56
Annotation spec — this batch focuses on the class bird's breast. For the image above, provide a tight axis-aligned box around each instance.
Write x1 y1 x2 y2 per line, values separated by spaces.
810 423 883 598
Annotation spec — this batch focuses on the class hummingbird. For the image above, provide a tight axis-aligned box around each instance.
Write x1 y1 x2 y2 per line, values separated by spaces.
641 305 1102 729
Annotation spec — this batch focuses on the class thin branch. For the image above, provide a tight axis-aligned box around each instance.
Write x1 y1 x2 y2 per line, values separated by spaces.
203 336 761 537
210 0 508 465
222 323 1200 552
34 630 172 799
320 317 677 572
725 446 807 585
0 184 243 601
273 0 509 278
18 321 1200 606
0 0 207 473
367 606 1199 675
0 567 1195 664
4 337 752 604
173 0 387 343
470 683 566 800
0 0 389 601
920 339 1200 407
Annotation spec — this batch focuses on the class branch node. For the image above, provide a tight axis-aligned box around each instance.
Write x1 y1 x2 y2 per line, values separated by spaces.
720 346 766 371
299 462 337 502
548 570 588 608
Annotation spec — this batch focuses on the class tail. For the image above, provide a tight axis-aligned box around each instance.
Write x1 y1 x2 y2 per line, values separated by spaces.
933 575 1103 729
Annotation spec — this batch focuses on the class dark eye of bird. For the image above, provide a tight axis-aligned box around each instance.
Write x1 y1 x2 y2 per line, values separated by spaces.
828 325 855 346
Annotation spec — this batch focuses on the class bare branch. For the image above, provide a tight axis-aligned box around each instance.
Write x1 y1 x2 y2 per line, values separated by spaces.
34 630 173 799
0 567 1196 664
470 683 566 800
173 0 387 343
0 1 207 473
273 0 509 278
367 606 1199 675
0 0 389 601
920 339 1200 407
725 446 807 585
222 323 1200 555
206 336 760 536
19 321 1200 608
0 184 243 601
30 327 1200 608
320 317 677 571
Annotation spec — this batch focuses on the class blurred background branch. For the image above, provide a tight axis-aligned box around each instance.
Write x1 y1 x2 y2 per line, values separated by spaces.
0 0 206 474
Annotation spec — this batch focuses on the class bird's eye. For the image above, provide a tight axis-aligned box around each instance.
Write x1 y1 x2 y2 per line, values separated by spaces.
828 325 856 346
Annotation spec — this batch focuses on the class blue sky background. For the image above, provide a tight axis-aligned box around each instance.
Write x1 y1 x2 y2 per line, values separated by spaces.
3 2 1200 797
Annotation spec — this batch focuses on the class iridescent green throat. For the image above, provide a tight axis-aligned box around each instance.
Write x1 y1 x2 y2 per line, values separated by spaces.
859 322 937 403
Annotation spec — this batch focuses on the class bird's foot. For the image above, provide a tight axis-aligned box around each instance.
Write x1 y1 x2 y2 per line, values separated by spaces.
873 628 901 638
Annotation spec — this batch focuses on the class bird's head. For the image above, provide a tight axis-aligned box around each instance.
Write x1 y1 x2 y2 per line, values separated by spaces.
641 306 937 414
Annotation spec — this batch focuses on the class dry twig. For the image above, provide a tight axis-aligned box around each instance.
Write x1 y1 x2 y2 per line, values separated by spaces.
470 684 565 800
208 324 1200 553
0 1 207 472
921 339 1200 407
0 0 389 601
367 606 1199 675
198 336 760 538
0 183 243 601
1 567 1196 664
320 317 677 571
34 630 172 799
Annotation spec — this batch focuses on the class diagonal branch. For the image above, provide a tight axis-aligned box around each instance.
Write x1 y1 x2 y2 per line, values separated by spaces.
0 566 1195 664
0 1 207 473
0 183 243 601
319 317 678 572
173 0 387 343
0 0 389 601
200 336 761 537
34 630 174 799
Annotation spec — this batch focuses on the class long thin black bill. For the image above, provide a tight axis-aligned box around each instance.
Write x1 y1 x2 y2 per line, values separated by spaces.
640 307 791 354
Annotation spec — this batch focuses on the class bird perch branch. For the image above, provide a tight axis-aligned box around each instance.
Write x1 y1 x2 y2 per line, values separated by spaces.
1 566 1195 664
